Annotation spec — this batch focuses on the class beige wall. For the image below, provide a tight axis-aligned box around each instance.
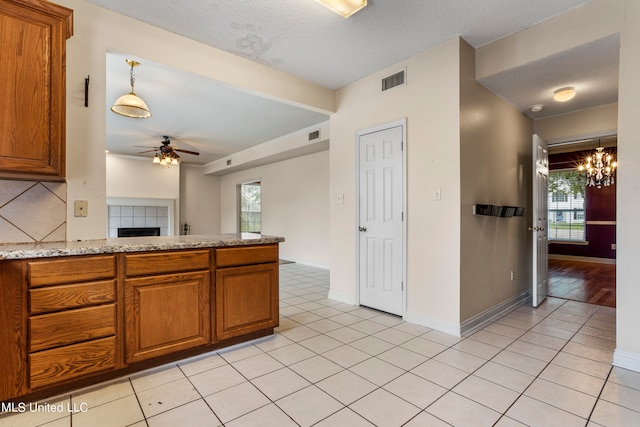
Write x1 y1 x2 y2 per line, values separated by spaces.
459 40 533 323
220 151 330 268
534 103 618 143
614 0 640 369
180 165 221 236
330 38 462 329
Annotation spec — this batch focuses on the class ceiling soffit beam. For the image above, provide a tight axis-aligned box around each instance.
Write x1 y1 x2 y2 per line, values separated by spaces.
475 0 624 80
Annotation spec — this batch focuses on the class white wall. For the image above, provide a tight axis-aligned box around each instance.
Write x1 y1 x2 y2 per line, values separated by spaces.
180 165 221 235
330 38 462 328
220 151 330 267
106 154 180 200
614 0 640 371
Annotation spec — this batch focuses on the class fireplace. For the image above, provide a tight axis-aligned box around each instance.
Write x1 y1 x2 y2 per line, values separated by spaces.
117 227 161 237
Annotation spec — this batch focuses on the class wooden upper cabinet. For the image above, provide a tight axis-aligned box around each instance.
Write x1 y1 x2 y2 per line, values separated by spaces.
0 0 73 181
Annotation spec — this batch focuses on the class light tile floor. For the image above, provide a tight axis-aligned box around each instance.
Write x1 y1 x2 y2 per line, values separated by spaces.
2 263 639 427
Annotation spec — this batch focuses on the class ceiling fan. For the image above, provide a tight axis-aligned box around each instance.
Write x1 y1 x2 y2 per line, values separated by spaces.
136 136 199 164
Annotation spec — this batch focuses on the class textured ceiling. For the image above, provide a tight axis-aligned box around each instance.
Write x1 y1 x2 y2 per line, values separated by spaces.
90 0 593 89
91 0 619 165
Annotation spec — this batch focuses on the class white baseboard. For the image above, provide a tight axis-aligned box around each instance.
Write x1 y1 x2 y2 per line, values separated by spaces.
327 290 356 306
549 254 616 265
613 349 640 373
403 292 531 338
460 291 532 337
403 311 462 337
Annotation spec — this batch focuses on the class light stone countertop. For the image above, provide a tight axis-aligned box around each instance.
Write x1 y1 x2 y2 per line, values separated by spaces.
0 233 284 260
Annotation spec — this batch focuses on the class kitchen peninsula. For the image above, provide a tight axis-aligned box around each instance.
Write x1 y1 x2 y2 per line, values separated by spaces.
0 234 283 402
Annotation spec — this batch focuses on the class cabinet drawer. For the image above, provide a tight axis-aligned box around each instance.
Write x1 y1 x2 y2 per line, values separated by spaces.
29 337 115 389
29 280 116 314
29 304 116 352
216 245 278 268
125 250 210 277
28 256 116 287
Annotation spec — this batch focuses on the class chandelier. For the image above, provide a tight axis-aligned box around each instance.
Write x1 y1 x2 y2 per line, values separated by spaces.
578 145 617 188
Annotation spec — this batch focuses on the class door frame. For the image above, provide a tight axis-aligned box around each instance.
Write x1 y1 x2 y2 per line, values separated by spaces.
354 118 407 316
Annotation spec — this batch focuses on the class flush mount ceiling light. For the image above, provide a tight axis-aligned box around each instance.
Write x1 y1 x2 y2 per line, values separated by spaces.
531 104 544 112
553 87 576 103
111 59 152 119
315 0 367 18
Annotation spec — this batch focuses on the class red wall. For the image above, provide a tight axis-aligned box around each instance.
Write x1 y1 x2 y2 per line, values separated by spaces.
549 149 616 259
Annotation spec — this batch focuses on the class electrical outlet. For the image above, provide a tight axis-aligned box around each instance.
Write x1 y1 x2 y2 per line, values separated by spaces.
336 194 344 204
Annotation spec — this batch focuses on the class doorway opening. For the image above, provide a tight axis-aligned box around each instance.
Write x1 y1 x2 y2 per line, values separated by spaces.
238 181 262 233
546 135 617 307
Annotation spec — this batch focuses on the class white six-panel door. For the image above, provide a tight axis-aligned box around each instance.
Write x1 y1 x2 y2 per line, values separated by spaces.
358 124 404 316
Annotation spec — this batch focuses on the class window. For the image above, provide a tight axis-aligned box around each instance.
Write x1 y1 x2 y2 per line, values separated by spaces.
239 182 261 233
548 170 586 241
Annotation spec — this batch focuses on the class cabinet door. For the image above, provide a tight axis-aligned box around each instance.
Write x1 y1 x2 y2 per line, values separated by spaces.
125 271 210 364
0 0 73 180
216 263 279 341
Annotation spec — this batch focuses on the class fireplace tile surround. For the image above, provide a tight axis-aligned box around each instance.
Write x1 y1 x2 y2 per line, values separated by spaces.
108 205 169 237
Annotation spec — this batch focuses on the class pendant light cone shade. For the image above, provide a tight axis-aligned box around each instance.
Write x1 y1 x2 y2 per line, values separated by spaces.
111 59 152 119
315 0 367 18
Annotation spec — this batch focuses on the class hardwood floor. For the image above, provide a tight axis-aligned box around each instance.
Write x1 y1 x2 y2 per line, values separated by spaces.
548 258 616 308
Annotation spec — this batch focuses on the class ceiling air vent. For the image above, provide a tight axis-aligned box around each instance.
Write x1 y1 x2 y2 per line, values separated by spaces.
308 130 320 141
382 69 406 92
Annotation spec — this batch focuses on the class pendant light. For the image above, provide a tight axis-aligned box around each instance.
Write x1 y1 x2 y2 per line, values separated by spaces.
111 59 152 119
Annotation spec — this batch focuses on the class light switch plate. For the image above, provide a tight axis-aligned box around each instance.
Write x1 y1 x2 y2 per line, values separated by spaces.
74 200 88 217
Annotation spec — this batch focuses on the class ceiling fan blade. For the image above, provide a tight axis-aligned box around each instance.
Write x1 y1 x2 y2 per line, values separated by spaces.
136 149 157 154
174 148 200 155
133 145 158 148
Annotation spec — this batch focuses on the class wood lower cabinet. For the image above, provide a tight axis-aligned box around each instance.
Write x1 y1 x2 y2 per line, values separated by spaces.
215 245 279 340
124 251 211 363
0 242 280 401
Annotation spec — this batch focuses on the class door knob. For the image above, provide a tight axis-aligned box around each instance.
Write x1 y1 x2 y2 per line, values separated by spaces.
528 226 540 231
359 226 367 232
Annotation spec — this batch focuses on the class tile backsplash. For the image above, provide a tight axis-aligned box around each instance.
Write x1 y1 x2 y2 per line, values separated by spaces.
108 205 169 237
0 180 67 244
